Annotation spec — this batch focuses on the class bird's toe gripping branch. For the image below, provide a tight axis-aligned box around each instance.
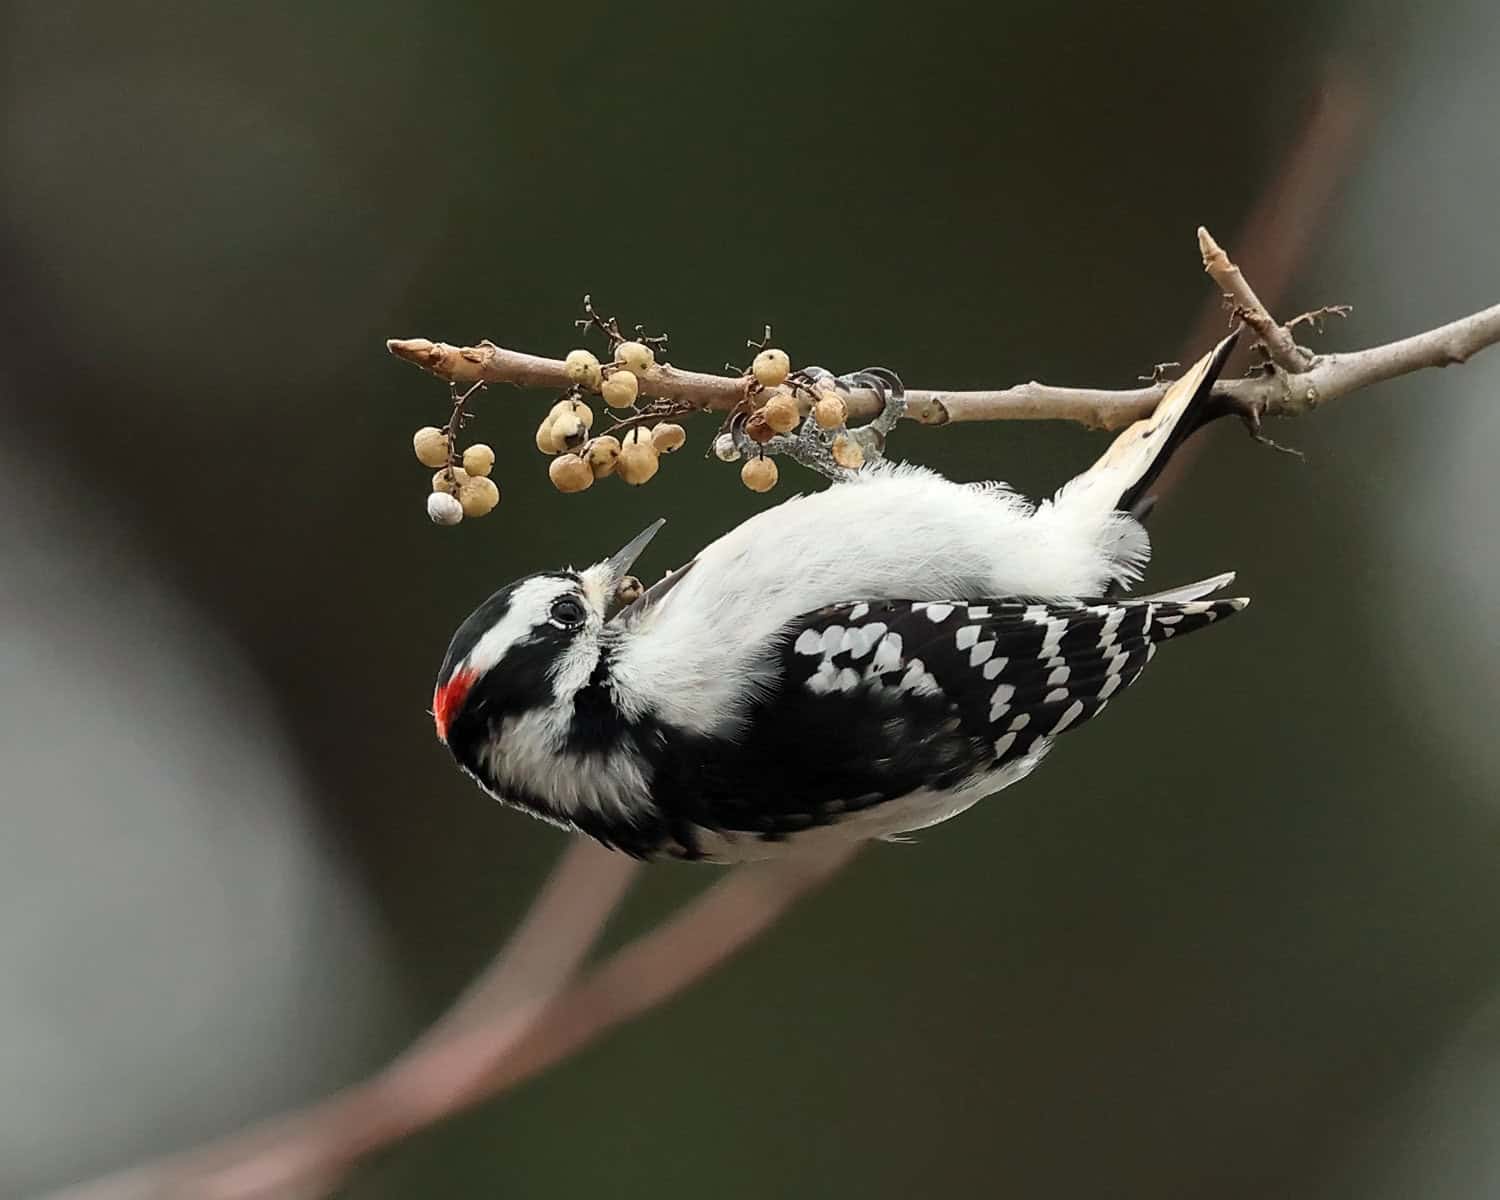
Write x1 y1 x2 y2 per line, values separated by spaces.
736 365 907 483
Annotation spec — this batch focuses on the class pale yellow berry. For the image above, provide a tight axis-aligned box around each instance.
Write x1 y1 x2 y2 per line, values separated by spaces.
427 491 463 526
651 422 686 454
551 413 586 451
563 349 603 390
586 435 622 478
432 466 470 495
614 340 655 375
752 348 791 388
549 453 594 493
461 443 495 477
616 428 660 485
601 370 640 409
549 397 595 430
713 432 741 462
812 393 847 430
763 392 800 434
741 456 778 492
831 434 865 470
413 426 450 469
458 474 501 517
535 418 561 455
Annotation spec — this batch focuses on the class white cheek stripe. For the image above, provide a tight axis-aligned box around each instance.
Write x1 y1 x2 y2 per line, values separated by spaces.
467 577 580 676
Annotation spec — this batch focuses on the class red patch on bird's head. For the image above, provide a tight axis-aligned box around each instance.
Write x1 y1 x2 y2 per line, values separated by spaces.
433 668 477 743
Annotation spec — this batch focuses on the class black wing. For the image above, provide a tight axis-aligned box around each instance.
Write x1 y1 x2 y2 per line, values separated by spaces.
647 592 1246 853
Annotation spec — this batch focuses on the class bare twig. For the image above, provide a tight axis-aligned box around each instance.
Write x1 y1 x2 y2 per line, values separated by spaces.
1183 69 1366 357
40 845 856 1200
927 300 1500 428
1198 226 1312 371
1155 72 1365 497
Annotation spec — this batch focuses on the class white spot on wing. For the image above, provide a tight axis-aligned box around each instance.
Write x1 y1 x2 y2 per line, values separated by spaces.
1045 664 1070 686
982 656 1007 680
1052 699 1085 733
969 640 995 667
842 621 887 659
1040 616 1069 659
993 732 1017 758
848 602 870 621
955 624 980 651
925 603 954 623
872 632 904 673
806 661 838 694
989 683 1014 722
794 629 822 656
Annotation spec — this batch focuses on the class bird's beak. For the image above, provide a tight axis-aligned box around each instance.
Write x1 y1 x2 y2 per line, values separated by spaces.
584 519 665 621
603 519 664 588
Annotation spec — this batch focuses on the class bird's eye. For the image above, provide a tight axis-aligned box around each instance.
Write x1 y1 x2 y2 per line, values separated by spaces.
550 596 586 628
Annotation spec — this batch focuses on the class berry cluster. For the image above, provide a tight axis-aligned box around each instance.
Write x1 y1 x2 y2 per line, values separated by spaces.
537 335 688 494
405 300 883 527
413 424 500 526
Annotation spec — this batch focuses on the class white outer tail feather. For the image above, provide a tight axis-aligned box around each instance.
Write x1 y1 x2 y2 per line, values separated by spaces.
1050 332 1238 523
1137 572 1237 603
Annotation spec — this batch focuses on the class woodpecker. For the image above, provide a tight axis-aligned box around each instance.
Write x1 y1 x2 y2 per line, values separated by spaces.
433 334 1248 861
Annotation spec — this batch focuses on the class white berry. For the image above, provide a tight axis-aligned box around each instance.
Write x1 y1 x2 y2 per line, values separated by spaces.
427 491 463 525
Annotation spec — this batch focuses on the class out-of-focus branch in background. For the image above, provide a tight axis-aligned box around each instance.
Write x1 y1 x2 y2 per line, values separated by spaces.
44 844 856 1200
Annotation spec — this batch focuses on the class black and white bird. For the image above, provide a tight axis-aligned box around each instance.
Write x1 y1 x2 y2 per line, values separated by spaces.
433 334 1248 861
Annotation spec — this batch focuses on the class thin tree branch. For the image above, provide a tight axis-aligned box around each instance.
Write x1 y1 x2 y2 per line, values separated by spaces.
388 297 1500 434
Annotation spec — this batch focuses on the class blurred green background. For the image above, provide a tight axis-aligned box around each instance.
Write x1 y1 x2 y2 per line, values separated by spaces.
6 1 1500 1196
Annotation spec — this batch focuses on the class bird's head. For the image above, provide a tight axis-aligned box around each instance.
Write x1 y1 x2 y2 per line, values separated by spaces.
431 521 663 757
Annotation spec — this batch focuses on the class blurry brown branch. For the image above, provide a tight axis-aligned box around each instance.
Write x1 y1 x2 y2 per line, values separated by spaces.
43 843 856 1200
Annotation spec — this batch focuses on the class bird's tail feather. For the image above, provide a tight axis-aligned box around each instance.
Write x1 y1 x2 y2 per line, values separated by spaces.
1143 595 1250 643
1054 331 1239 521
1136 571 1237 604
